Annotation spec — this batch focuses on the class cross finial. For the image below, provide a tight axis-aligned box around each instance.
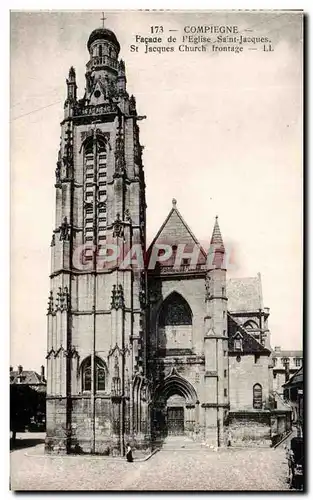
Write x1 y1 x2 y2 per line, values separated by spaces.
101 12 107 28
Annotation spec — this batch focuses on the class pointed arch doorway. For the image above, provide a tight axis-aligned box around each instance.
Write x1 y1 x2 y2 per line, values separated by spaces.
166 394 185 435
153 370 198 439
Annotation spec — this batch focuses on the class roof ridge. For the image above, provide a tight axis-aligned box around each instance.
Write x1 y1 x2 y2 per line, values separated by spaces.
147 200 207 259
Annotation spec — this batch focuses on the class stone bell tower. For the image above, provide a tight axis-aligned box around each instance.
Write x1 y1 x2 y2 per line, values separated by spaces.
46 26 150 455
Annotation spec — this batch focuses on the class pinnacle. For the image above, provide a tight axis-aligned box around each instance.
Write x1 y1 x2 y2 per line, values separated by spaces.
210 215 225 250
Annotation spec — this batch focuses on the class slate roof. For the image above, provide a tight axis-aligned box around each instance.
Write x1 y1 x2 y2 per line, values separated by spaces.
10 370 45 386
228 313 270 355
282 366 303 388
227 275 263 313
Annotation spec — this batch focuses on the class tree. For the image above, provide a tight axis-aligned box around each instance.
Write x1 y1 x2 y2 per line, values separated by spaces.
10 384 45 442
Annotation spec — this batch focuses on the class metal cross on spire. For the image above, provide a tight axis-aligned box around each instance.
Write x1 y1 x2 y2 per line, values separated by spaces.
100 12 107 28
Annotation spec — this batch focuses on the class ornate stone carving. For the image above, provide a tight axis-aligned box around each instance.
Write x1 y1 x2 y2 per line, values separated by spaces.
129 95 137 114
124 209 131 223
55 161 61 184
110 284 124 310
47 291 53 314
63 124 73 178
59 217 70 241
205 276 210 301
114 116 125 177
55 286 70 312
113 213 123 238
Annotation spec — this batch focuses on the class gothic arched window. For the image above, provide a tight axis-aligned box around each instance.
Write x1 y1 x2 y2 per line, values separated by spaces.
159 292 192 327
81 356 106 392
243 320 259 330
253 383 263 409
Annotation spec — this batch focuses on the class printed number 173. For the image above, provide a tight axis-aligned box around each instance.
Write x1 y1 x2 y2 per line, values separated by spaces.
150 26 164 34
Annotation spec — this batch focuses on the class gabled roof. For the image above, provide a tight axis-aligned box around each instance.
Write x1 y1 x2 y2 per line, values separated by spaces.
228 313 270 355
282 366 303 388
227 275 263 313
148 199 207 266
10 370 45 385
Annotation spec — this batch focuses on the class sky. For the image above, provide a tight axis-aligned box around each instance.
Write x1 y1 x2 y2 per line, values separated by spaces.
10 10 303 370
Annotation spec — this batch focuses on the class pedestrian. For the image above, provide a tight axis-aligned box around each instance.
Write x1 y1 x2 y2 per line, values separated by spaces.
227 429 232 447
287 447 295 482
126 442 133 462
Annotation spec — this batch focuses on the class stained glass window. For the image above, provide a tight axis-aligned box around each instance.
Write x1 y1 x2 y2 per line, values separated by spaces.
82 356 106 392
159 293 192 327
253 383 262 409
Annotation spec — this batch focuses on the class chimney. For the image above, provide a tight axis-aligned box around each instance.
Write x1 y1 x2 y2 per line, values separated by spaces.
284 358 290 383
18 365 23 375
40 365 45 381
274 346 281 352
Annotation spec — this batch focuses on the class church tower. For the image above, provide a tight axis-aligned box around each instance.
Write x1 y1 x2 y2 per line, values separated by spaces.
46 26 150 455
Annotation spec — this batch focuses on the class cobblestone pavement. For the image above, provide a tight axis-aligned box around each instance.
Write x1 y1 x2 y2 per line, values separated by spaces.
10 434 290 491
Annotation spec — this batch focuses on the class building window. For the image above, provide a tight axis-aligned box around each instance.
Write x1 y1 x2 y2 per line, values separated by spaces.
182 258 189 266
224 389 227 397
272 357 277 367
253 383 263 409
82 356 106 392
224 369 227 377
223 329 226 337
83 138 107 244
159 292 192 327
222 287 225 296
294 358 301 367
236 355 241 362
282 357 290 366
224 350 227 357
234 338 242 351
254 355 260 364
273 373 277 379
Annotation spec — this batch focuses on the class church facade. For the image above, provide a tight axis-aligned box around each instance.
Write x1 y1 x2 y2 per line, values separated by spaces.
45 27 280 456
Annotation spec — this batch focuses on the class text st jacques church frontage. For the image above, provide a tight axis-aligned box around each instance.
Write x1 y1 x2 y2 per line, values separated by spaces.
45 26 289 456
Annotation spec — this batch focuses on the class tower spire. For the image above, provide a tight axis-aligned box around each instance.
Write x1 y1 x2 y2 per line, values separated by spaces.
210 215 224 251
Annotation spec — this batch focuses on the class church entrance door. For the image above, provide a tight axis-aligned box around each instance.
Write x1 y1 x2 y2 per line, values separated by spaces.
167 406 184 435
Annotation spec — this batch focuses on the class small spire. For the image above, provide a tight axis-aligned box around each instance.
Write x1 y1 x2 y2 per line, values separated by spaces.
210 215 224 250
172 198 177 208
68 66 76 81
119 59 125 73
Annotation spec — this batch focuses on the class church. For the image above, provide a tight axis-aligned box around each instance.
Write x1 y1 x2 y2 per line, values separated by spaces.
45 26 286 455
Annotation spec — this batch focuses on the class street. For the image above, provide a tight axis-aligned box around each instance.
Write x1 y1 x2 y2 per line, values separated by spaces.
10 433 290 491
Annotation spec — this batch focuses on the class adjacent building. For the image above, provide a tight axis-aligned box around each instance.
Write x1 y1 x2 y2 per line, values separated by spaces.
283 366 303 435
272 347 303 395
10 365 46 392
